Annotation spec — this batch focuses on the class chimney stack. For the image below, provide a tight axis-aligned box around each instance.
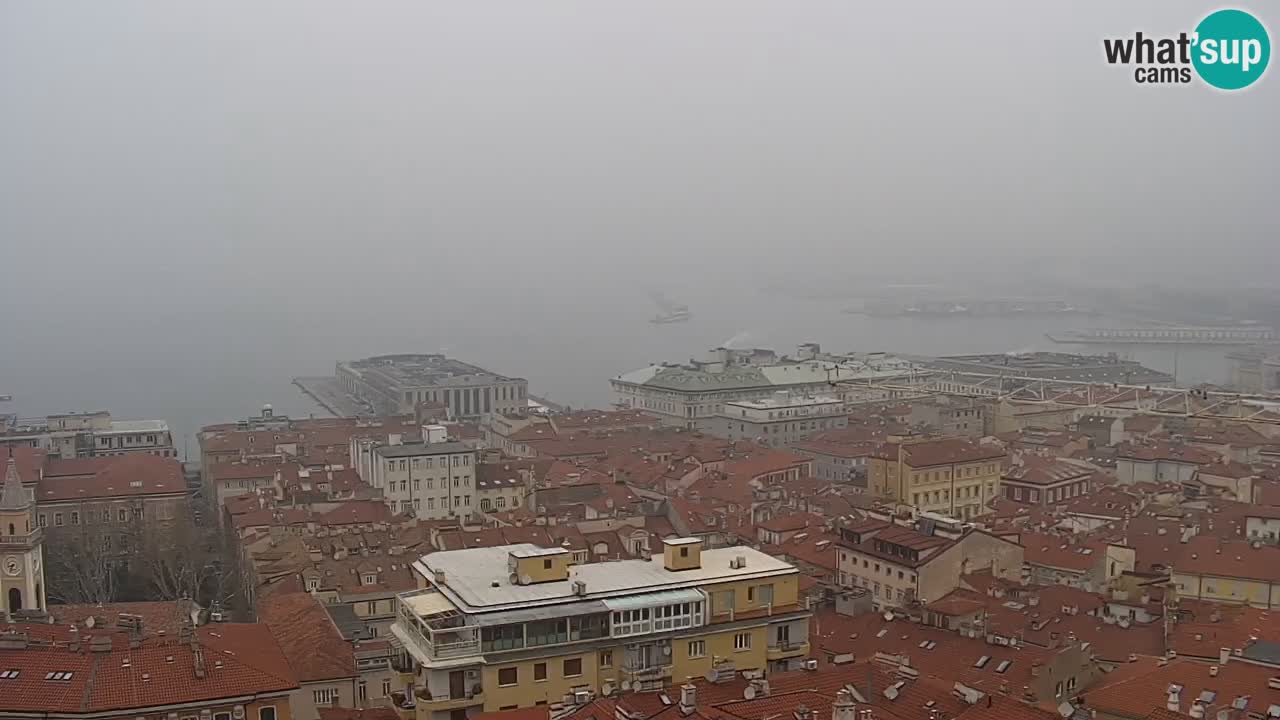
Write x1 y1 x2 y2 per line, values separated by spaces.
832 689 857 720
679 684 697 715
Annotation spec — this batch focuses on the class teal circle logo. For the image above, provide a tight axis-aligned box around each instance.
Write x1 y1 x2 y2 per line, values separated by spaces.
1192 9 1270 90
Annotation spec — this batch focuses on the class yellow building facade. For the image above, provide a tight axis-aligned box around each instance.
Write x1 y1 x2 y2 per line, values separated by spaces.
867 439 1003 520
391 539 810 720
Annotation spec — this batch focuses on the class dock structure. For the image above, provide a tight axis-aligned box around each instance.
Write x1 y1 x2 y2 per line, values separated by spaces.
1048 326 1277 346
292 376 367 417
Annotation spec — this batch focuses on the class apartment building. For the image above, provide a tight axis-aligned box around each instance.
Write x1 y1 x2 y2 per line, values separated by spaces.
336 354 527 419
1000 458 1093 507
1171 536 1280 608
703 392 847 447
351 426 477 520
835 520 1023 609
867 438 1004 519
390 538 811 720
0 411 175 459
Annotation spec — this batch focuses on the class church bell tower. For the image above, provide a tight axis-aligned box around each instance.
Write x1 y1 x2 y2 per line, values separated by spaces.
0 450 45 619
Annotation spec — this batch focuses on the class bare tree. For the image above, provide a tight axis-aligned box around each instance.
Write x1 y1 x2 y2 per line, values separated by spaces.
44 521 120 605
133 513 239 609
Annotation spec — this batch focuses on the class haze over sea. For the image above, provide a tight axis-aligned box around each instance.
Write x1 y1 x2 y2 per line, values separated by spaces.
3 285 1225 456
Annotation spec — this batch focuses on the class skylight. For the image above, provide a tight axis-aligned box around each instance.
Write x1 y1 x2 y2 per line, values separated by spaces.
995 660 1012 673
974 655 991 669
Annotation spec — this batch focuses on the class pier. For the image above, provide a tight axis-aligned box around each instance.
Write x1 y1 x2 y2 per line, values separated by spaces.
1047 326 1277 346
293 376 369 417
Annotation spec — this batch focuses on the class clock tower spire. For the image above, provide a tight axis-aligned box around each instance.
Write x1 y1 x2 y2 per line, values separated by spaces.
1 447 45 620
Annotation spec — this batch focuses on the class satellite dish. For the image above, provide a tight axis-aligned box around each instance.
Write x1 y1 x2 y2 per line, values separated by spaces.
620 680 632 691
509 573 520 585
520 575 533 585
602 683 615 696
744 686 757 700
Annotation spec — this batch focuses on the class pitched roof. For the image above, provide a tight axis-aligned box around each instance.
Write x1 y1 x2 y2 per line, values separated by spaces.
258 592 357 683
0 455 29 509
1084 658 1280 719
0 624 297 714
38 454 186 502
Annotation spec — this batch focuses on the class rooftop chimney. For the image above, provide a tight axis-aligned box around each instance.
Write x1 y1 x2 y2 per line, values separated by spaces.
679 683 697 715
832 689 857 720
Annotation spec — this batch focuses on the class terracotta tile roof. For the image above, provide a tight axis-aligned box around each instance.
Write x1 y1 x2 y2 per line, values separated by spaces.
1002 458 1093 487
1175 535 1280 583
1018 532 1107 573
758 512 824 533
258 592 356 682
38 454 185 502
1084 658 1280 719
1117 443 1220 465
316 499 397 526
0 623 297 714
875 438 1006 468
48 600 198 636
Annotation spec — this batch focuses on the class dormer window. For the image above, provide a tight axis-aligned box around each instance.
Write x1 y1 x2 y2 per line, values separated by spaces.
363 574 377 585
307 578 320 592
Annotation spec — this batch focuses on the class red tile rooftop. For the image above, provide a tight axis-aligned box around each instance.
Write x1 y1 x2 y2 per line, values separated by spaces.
1084 658 1280 720
38 454 185 501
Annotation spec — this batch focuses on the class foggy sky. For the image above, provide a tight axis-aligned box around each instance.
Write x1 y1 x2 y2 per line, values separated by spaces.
1 1 1277 437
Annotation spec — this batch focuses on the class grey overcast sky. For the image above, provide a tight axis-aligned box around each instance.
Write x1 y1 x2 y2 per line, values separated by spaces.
0 1 1276 433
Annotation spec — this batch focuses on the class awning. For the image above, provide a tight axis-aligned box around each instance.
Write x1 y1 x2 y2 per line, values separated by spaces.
603 588 705 612
404 592 457 617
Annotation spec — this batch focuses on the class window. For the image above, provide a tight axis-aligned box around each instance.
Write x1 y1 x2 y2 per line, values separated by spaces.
70 511 79 525
733 632 752 651
1055 681 1064 698
680 547 689 557
260 707 277 720
118 508 127 522
313 688 338 705
382 679 392 697
713 589 735 615
688 640 706 658
358 681 368 702
498 667 518 686
563 657 582 677
755 584 774 606
600 650 613 668
534 662 548 682
38 514 46 528
544 559 553 570
54 513 63 526
306 578 320 592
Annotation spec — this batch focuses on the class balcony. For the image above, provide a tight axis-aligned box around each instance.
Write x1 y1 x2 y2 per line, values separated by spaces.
767 640 811 660
392 591 481 665
0 529 41 547
620 664 672 691
414 687 484 711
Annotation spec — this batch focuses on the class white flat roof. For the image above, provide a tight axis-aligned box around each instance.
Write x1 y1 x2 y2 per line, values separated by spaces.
420 543 795 613
104 420 170 434
511 546 568 558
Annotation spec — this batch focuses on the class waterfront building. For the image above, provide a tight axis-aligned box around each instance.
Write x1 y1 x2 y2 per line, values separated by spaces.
0 410 176 459
611 345 918 431
390 538 811 719
336 355 527 419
